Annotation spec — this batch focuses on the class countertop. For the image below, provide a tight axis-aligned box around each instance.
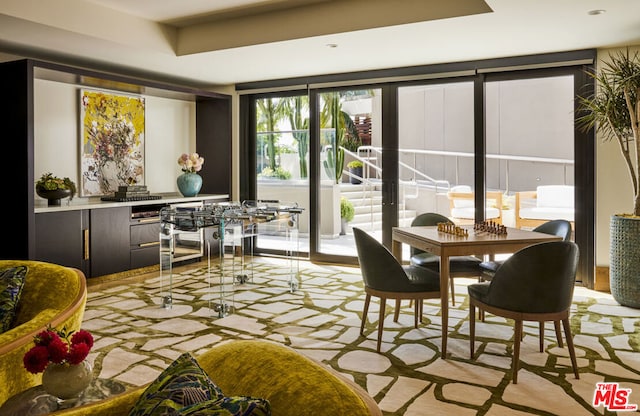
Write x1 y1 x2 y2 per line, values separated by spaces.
34 193 230 213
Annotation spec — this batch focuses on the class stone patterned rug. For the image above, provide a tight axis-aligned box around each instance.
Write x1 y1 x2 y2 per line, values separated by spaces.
83 257 640 415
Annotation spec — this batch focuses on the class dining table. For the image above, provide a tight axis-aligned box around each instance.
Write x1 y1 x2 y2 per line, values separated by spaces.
391 224 562 358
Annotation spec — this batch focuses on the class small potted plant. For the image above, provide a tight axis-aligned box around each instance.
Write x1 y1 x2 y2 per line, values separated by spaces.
340 197 355 235
35 173 76 206
347 160 363 184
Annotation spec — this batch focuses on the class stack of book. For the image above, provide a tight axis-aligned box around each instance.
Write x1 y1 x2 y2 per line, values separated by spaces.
101 185 162 202
115 185 149 198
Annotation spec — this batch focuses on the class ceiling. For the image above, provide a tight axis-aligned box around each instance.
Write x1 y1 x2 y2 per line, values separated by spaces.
1 0 639 89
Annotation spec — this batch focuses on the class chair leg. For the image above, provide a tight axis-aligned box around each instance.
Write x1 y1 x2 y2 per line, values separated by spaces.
561 318 580 379
450 277 456 306
394 299 401 322
469 303 476 359
513 320 522 384
554 321 564 348
539 321 544 352
360 294 371 336
414 299 419 328
419 299 423 323
377 297 386 353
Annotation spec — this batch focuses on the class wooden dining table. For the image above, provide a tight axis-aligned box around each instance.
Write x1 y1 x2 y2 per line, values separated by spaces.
391 225 562 358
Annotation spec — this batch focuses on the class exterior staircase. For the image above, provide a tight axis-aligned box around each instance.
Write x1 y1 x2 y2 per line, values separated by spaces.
340 182 416 232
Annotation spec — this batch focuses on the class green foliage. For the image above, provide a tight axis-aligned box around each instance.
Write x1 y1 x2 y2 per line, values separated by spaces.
284 96 309 179
340 197 354 222
259 166 292 180
577 50 640 216
347 160 363 169
36 172 76 200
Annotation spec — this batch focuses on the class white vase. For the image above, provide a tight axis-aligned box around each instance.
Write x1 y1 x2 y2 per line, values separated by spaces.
42 360 93 400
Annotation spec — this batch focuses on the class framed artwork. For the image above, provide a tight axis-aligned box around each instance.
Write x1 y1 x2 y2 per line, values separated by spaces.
80 89 145 196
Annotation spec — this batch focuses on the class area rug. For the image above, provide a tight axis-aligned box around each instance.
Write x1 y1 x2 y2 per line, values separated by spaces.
83 257 640 415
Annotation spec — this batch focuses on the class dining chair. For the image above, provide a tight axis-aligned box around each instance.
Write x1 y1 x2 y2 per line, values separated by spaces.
353 227 441 353
467 241 580 384
410 212 482 305
477 219 573 349
479 219 573 280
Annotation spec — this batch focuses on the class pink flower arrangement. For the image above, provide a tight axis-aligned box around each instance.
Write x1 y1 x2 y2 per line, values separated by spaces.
23 326 94 374
178 152 204 173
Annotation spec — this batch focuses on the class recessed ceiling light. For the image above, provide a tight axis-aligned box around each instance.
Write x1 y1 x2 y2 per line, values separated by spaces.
326 43 338 49
588 9 606 15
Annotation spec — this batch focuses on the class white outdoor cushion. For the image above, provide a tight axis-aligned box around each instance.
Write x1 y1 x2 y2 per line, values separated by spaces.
519 207 574 222
450 185 474 208
536 185 574 209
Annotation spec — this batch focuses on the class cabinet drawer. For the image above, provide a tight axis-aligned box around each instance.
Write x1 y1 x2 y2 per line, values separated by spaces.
131 246 159 269
131 222 160 246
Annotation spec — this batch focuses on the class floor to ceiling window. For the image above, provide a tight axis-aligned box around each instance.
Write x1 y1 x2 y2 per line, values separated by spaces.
398 81 475 229
254 93 310 256
485 74 575 233
239 50 595 286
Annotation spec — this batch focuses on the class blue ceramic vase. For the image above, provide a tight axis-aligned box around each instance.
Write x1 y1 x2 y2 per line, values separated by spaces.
177 172 202 197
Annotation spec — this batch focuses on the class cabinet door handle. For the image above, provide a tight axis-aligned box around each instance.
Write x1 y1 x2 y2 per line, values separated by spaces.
137 218 158 223
83 229 90 260
139 242 160 248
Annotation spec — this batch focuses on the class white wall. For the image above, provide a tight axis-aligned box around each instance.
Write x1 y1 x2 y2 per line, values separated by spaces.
595 45 640 266
34 79 196 199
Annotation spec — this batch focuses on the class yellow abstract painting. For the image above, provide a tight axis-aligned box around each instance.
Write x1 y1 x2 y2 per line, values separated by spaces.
80 90 145 196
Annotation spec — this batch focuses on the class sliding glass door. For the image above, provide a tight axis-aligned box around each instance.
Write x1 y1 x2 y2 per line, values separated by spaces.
254 93 310 255
397 81 475 233
240 53 594 285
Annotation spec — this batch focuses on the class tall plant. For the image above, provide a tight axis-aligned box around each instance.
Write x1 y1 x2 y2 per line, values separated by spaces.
578 50 640 216
320 93 359 183
256 98 286 171
284 96 309 178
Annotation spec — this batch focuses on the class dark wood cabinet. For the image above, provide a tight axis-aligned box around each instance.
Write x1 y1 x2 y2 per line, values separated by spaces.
0 58 232 271
35 210 89 275
90 207 131 277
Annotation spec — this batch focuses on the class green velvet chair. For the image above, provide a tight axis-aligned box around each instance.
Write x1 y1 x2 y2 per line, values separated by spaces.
54 340 382 416
0 260 87 406
467 241 580 384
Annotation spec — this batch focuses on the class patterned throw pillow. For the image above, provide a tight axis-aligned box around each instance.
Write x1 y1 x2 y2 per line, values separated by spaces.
129 352 271 416
146 396 271 416
179 396 271 416
0 266 28 333
128 352 225 416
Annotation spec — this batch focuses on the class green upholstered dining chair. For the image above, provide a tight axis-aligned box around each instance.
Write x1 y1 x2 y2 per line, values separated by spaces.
479 219 573 279
353 227 440 353
467 241 580 384
478 219 573 350
409 212 482 305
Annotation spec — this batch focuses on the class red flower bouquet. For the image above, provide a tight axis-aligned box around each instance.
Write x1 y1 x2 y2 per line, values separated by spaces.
23 326 94 374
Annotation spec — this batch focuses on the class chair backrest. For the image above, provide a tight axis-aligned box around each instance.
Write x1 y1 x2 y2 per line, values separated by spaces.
410 213 452 256
353 227 410 292
533 219 572 242
487 241 579 313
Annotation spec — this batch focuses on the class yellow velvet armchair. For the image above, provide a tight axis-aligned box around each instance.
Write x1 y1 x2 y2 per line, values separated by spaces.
55 340 382 416
0 260 87 406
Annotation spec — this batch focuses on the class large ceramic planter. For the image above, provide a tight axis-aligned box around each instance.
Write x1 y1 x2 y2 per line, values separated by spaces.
177 173 203 197
610 215 640 308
